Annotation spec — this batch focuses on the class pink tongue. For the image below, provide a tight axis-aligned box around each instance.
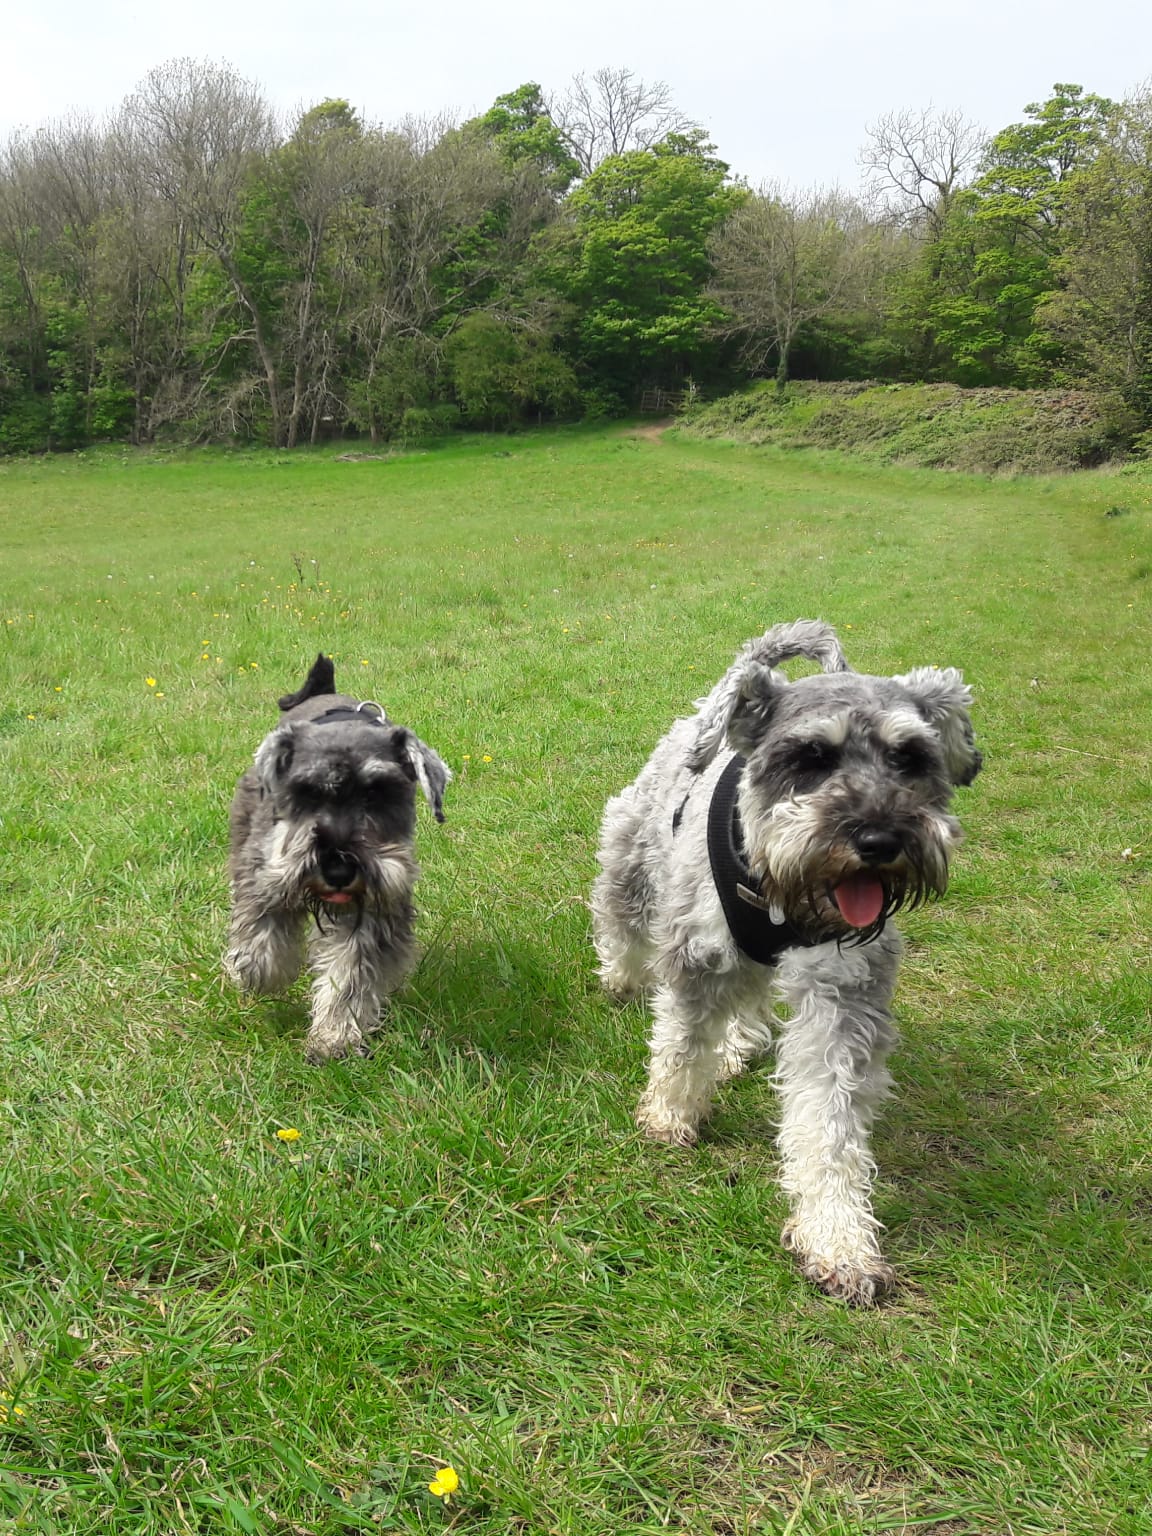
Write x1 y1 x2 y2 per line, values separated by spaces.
833 873 886 928
323 891 354 905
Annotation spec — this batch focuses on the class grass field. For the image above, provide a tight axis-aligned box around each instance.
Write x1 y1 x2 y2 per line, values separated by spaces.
0 425 1149 1534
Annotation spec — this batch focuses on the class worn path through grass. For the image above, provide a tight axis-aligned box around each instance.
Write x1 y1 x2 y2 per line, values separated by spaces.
0 427 1149 1533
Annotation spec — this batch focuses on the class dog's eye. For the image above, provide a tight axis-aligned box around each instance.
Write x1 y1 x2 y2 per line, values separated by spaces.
793 741 838 774
887 744 934 776
367 780 400 800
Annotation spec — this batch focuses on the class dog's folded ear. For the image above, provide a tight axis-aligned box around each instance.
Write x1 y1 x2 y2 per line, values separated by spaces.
894 667 983 786
688 620 849 770
392 729 452 823
278 653 336 711
254 722 299 788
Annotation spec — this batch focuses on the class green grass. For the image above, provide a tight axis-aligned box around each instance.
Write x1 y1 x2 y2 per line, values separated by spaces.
0 427 1149 1534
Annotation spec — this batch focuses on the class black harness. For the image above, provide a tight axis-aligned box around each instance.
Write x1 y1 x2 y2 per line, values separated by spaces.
309 703 387 728
697 755 838 967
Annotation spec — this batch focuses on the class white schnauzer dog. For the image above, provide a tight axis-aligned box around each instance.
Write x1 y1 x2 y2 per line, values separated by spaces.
224 654 450 1063
591 620 981 1304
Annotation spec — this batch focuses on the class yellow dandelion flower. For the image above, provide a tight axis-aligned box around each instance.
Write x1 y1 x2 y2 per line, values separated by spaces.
276 1127 301 1142
462 755 471 761
145 677 157 687
361 659 369 666
481 755 493 763
428 1467 459 1500
0 1396 26 1424
155 692 165 699
201 653 209 661
249 661 259 668
26 714 35 721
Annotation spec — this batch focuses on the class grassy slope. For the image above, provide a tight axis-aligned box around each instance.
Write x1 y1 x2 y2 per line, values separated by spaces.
680 382 1134 473
0 430 1149 1535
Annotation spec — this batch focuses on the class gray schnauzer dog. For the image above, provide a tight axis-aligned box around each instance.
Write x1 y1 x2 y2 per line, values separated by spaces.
591 620 981 1304
224 654 450 1063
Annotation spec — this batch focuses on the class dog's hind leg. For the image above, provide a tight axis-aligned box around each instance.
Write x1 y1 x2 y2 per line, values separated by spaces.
304 917 414 1064
224 899 304 994
772 937 901 1305
591 791 658 1000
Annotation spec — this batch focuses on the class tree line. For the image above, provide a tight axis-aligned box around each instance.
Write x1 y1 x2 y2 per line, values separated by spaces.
1 61 1150 452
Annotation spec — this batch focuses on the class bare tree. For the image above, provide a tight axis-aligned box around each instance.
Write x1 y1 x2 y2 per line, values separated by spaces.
0 116 117 439
860 107 985 237
0 135 55 392
123 59 283 436
708 185 877 386
549 67 697 177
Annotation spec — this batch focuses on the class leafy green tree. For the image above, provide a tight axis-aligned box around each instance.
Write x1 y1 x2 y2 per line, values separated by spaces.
546 132 743 401
976 84 1117 234
1037 90 1152 420
885 85 1118 385
466 84 579 195
446 310 576 426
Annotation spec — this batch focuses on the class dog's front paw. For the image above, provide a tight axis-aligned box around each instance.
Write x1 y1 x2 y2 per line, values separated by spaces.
780 1221 895 1306
603 977 641 1004
304 1029 370 1065
636 1094 700 1147
222 950 264 994
598 961 647 1003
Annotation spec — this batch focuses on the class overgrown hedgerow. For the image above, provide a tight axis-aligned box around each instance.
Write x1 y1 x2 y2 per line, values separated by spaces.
680 381 1141 473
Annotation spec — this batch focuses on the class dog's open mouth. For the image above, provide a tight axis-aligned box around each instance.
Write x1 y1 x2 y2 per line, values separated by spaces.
317 889 355 906
831 873 887 929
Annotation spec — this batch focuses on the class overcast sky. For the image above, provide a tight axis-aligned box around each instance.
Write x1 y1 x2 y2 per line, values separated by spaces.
2 0 1149 187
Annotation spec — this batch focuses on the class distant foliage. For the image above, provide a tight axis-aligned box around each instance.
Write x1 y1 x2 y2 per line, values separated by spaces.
2 66 1152 453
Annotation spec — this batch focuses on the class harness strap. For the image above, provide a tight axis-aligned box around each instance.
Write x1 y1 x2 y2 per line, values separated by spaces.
309 702 387 727
705 755 835 966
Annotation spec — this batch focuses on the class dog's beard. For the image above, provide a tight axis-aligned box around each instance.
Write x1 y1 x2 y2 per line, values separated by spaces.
747 795 958 944
300 843 419 928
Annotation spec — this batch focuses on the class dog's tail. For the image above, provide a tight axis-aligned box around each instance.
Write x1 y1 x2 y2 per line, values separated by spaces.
687 620 850 770
278 653 336 711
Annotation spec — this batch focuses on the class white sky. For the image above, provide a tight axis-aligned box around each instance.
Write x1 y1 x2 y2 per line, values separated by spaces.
2 0 1149 188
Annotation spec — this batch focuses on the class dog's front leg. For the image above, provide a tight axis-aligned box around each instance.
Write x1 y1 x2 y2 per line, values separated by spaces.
304 917 413 1064
636 978 735 1146
773 944 900 1305
224 894 304 995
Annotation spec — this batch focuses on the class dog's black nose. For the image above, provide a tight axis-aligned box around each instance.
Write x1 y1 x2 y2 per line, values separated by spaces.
319 853 358 889
853 826 902 865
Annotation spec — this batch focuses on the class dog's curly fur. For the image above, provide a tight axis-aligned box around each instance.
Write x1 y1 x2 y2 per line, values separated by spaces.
591 620 981 1304
224 654 450 1063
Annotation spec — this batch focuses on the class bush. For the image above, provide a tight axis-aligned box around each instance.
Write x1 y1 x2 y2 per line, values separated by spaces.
398 404 461 441
0 392 51 454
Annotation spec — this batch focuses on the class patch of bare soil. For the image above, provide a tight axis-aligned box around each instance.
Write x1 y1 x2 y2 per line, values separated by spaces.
621 417 677 441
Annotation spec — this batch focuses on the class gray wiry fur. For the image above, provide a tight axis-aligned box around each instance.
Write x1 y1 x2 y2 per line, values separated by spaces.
224 654 450 1063
591 620 981 1304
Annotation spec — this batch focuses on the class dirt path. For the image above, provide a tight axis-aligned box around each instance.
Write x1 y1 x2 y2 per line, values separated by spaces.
619 417 677 441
